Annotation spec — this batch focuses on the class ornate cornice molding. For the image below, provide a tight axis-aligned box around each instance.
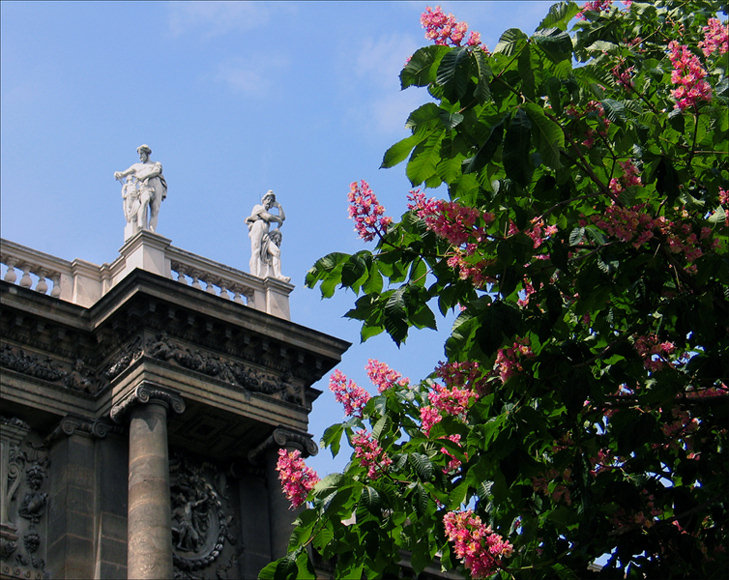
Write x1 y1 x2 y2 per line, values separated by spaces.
247 427 318 464
110 384 186 423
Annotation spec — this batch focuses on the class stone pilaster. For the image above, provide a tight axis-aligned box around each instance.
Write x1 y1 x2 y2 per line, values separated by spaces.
111 385 184 580
249 428 317 560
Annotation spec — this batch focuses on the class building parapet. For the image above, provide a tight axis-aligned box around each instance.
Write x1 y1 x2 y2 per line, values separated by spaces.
0 230 292 319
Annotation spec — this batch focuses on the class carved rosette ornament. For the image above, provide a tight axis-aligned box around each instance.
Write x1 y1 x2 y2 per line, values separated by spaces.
169 455 238 578
0 417 48 579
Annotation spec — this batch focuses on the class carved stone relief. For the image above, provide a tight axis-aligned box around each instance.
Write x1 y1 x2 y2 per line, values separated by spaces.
169 454 239 579
1 344 99 395
0 416 49 580
145 333 305 406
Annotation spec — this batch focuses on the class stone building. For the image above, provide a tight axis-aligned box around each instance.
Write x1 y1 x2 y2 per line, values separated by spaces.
0 230 349 579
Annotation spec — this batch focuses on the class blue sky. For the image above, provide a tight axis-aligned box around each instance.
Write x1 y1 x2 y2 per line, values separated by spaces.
1 0 553 475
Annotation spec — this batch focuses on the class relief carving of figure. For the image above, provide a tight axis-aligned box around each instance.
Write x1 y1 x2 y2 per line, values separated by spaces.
245 191 290 281
114 144 167 237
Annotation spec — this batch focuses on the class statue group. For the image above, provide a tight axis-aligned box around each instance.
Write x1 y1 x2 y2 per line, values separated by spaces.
245 190 290 282
114 145 289 282
114 144 167 239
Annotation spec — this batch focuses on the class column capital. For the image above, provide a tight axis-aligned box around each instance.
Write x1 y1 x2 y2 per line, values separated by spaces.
45 414 120 444
247 427 318 465
110 384 185 423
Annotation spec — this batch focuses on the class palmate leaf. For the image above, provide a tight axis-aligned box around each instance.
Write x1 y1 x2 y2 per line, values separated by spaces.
436 46 471 101
381 133 427 169
525 102 564 169
537 1 580 31
502 108 533 187
384 287 408 345
494 28 528 56
533 27 573 63
400 45 450 89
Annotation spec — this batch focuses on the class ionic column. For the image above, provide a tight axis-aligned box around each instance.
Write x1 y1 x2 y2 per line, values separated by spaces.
110 385 184 580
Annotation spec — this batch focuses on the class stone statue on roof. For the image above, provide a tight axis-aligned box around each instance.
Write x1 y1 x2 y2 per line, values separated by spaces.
114 144 167 240
245 191 290 282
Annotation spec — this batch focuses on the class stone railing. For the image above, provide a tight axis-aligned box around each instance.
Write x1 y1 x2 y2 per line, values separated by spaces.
0 231 292 319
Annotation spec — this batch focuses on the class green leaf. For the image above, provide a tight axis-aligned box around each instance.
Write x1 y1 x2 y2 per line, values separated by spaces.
601 98 626 124
360 485 382 514
400 45 450 89
472 48 492 103
464 121 504 174
407 132 445 186
409 453 435 481
274 555 298 580
321 423 344 458
405 103 441 131
385 287 409 345
518 43 535 100
306 252 350 298
494 28 528 56
436 46 471 101
503 108 533 187
533 27 573 63
341 253 369 290
537 1 580 31
295 551 316 580
525 102 564 169
381 133 426 168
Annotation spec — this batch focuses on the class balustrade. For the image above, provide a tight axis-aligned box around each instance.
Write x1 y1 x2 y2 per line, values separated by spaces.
1 235 290 318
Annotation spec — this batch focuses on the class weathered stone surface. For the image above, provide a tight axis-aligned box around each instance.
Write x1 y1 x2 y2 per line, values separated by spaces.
1 238 349 579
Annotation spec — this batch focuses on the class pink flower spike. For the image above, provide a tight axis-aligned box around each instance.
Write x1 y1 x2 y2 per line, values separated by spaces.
275 448 320 509
329 369 371 417
365 359 409 393
348 180 392 242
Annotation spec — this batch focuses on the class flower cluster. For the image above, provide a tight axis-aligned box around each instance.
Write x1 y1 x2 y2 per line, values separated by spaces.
576 0 613 20
435 360 490 395
409 190 497 287
275 448 320 509
443 510 513 579
440 433 465 473
409 190 494 247
611 62 635 89
634 334 676 372
348 180 392 242
351 429 392 479
420 380 478 436
698 18 728 57
609 160 642 197
494 338 534 384
365 359 408 393
420 6 485 49
668 41 712 110
329 369 371 417
588 204 711 271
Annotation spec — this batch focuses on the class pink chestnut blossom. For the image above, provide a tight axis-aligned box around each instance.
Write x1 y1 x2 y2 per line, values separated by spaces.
443 510 513 578
275 448 320 509
351 429 392 480
698 18 728 57
329 369 371 417
348 180 392 242
420 6 487 50
365 359 409 393
668 41 712 110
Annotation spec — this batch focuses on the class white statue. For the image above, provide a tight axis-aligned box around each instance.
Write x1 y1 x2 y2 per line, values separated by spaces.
114 144 167 238
245 191 290 282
